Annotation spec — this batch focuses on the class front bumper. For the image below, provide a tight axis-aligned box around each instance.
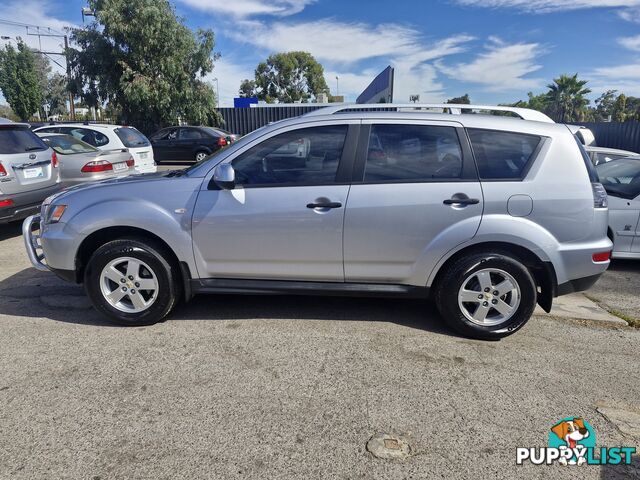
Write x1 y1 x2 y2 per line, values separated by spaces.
22 214 49 272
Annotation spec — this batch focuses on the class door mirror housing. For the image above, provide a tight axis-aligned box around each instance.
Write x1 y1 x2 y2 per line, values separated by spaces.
213 163 236 190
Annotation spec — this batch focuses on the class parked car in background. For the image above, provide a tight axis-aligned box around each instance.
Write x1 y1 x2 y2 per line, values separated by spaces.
37 133 135 187
150 126 237 163
33 124 156 174
596 156 640 259
571 126 597 147
585 145 638 166
24 104 612 340
0 118 60 223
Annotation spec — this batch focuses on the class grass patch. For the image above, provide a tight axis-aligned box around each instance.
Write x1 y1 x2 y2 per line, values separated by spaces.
584 293 640 328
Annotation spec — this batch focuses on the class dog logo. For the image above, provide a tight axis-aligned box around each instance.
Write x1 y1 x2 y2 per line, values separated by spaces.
550 418 593 465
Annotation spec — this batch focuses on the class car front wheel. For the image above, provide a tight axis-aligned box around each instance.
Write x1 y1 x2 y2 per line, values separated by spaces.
84 238 181 326
434 252 537 340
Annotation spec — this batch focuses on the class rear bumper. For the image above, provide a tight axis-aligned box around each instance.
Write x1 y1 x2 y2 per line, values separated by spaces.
0 183 62 223
135 163 157 174
557 273 603 296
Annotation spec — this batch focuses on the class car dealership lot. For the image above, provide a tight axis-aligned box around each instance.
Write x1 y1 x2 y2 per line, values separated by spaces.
0 224 638 479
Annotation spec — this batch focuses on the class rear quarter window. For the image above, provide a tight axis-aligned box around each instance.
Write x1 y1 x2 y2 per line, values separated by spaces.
0 127 48 154
467 129 541 180
115 127 150 148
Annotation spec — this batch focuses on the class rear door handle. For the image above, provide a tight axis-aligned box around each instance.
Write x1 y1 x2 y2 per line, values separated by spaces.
443 196 480 206
307 201 342 209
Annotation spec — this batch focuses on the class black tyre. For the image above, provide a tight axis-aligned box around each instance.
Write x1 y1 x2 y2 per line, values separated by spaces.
434 252 537 340
194 151 209 163
84 238 181 326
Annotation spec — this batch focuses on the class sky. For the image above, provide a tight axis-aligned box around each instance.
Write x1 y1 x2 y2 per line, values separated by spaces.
2 0 640 107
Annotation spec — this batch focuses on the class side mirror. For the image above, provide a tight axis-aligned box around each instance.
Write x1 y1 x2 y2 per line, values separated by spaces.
213 163 236 190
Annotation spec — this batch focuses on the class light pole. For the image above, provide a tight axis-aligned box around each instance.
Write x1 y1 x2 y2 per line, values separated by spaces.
212 77 219 109
335 76 339 97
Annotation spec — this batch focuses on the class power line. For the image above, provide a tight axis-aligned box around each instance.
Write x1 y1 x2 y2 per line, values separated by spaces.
0 17 68 36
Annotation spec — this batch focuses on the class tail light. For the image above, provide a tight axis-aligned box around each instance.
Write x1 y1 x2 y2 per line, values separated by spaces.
0 163 6 177
81 160 113 173
217 137 227 147
592 251 611 263
51 151 59 168
592 182 608 209
126 156 135 168
0 199 14 207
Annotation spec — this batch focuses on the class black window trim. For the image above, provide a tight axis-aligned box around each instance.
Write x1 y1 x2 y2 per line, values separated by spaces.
351 123 479 184
465 127 546 182
208 123 359 190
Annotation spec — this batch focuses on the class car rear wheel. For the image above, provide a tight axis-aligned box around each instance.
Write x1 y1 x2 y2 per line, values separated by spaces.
434 252 537 340
84 238 181 326
195 151 208 162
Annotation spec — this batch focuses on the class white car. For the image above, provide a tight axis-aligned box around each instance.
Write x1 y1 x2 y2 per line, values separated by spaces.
596 156 640 259
585 145 638 166
33 123 156 174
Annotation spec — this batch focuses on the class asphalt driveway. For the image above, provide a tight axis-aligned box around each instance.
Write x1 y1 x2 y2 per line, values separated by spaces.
0 223 638 479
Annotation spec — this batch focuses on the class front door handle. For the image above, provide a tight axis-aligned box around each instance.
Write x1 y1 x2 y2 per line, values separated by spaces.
307 201 342 209
443 194 480 206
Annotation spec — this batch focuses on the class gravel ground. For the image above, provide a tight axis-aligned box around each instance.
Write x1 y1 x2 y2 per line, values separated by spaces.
0 223 638 479
587 259 640 325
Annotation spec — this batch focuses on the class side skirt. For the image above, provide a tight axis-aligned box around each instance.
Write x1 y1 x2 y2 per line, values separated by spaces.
190 278 430 299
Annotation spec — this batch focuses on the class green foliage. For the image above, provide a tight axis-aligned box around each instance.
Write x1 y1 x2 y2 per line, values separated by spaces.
593 90 617 121
248 51 329 103
613 93 627 122
544 74 591 123
45 73 69 117
0 40 44 120
0 104 20 121
238 79 257 98
446 94 470 104
69 0 221 134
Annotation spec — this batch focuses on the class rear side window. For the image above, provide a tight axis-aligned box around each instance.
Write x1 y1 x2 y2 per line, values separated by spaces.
62 128 110 147
468 129 541 180
0 127 48 154
115 127 150 147
180 128 204 140
364 124 463 182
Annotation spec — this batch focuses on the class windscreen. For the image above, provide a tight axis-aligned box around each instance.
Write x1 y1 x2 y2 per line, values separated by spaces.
114 127 150 147
0 127 48 154
41 135 97 154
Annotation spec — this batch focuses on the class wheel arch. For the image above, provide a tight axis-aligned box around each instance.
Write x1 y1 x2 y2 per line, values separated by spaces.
75 226 193 300
430 241 558 313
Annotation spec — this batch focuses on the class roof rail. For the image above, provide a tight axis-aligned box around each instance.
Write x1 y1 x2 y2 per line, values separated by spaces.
303 103 554 123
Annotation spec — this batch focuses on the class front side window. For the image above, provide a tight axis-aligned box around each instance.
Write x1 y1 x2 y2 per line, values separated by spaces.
364 124 463 182
468 129 541 180
231 125 347 186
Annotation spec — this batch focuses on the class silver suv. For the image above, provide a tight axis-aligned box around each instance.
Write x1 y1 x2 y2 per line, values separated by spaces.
0 119 61 223
23 105 612 339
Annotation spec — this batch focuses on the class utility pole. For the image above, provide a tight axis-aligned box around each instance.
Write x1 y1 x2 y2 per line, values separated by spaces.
26 28 76 121
63 35 75 121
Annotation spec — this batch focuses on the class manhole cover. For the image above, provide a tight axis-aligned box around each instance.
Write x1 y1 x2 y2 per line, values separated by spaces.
366 433 413 459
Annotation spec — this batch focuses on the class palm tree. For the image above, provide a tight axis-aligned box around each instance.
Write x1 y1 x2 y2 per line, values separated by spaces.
545 74 592 123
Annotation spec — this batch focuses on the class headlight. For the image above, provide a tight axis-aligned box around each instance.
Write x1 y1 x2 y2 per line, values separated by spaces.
48 204 67 223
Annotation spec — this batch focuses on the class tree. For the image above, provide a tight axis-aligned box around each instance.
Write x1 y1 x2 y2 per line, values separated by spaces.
446 94 470 104
612 93 627 122
248 52 329 103
593 90 617 122
238 79 256 98
69 0 221 134
0 104 19 121
545 74 591 123
45 73 69 117
0 39 44 120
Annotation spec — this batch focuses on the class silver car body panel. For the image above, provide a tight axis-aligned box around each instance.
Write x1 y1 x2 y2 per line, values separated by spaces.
26 110 612 297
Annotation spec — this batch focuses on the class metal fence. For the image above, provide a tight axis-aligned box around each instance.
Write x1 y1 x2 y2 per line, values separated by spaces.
219 106 324 136
574 122 640 153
